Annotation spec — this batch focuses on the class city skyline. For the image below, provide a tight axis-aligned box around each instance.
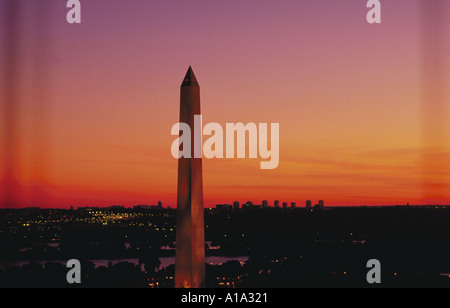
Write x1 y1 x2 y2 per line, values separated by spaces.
1 0 449 209
2 204 450 288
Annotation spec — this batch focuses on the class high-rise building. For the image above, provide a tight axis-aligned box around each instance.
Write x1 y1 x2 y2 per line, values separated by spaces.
233 201 240 210
314 200 324 210
262 200 268 208
306 200 312 208
175 67 205 288
282 202 288 209
291 202 296 208
274 200 280 208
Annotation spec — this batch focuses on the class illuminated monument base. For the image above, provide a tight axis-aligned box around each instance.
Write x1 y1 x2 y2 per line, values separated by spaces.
175 67 205 288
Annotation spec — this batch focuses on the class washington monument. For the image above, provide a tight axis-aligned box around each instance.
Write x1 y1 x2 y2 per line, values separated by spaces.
175 66 205 288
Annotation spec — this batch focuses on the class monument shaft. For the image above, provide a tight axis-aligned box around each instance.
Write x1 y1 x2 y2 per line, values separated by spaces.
175 67 205 288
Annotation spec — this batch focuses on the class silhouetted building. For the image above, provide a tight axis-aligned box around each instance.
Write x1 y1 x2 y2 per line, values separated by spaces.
216 204 232 211
306 200 312 208
291 202 296 208
274 200 280 208
282 202 288 209
314 200 324 211
262 200 268 208
233 201 240 210
242 202 252 210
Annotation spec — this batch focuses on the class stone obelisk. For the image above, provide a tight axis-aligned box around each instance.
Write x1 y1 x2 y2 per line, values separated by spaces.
175 66 205 288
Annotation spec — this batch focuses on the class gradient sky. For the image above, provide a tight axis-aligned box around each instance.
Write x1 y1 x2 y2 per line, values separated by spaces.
1 0 449 208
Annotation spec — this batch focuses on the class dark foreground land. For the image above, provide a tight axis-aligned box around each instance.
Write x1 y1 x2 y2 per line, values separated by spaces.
1 205 450 288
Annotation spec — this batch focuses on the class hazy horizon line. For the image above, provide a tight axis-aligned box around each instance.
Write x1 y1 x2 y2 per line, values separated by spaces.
2 204 448 210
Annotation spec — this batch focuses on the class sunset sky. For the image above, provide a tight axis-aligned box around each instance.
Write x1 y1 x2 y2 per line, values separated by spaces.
1 0 449 208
